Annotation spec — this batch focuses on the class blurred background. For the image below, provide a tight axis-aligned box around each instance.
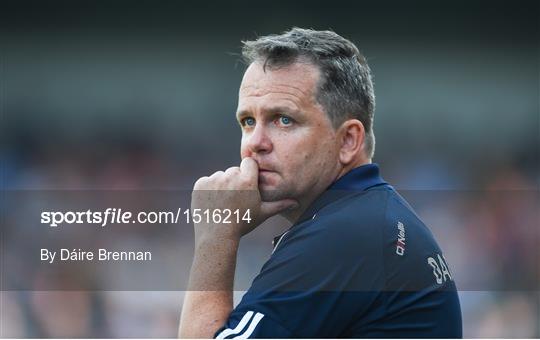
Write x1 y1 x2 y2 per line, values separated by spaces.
1 0 538 337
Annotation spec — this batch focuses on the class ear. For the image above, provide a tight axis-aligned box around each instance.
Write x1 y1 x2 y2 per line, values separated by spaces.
337 119 365 165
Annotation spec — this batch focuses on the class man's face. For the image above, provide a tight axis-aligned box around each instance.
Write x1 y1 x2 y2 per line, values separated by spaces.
238 61 341 204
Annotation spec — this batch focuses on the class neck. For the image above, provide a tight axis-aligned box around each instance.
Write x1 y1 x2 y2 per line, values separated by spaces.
281 157 372 223
336 157 371 180
281 193 318 223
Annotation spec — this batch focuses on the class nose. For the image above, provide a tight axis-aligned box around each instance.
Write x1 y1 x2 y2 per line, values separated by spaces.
243 123 273 156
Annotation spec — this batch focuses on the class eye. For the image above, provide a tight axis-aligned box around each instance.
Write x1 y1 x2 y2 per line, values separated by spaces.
241 117 256 127
278 115 293 126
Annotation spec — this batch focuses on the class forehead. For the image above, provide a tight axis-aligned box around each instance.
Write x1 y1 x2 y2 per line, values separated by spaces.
238 61 321 110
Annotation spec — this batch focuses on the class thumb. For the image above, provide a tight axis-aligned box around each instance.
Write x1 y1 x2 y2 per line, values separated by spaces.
260 199 299 220
240 157 259 185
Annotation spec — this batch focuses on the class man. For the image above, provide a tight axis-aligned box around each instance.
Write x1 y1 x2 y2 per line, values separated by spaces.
179 28 462 338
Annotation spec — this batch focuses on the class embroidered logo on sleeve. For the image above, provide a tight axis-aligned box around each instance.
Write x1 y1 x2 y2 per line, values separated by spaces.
396 221 406 256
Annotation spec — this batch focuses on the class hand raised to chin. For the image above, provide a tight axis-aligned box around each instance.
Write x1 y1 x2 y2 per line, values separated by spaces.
191 157 298 241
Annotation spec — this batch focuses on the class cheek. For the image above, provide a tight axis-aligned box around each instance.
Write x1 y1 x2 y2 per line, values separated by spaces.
300 138 338 170
279 140 321 172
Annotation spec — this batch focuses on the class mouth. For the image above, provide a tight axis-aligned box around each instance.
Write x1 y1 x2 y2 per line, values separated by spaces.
258 169 275 179
256 163 275 172
252 160 277 179
257 168 277 184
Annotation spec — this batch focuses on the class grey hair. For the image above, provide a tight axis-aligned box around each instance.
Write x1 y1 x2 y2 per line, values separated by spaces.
241 27 376 159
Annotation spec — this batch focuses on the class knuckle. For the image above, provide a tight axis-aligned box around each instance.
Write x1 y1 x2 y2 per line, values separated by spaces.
193 176 208 189
225 167 240 174
208 171 224 180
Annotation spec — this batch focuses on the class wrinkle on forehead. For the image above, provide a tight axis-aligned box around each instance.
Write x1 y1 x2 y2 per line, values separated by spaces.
239 62 320 100
240 83 312 100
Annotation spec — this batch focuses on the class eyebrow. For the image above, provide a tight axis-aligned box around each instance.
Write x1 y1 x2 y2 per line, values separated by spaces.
236 106 303 120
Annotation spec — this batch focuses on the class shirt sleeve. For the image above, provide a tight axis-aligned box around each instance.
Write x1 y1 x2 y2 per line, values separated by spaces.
214 214 386 338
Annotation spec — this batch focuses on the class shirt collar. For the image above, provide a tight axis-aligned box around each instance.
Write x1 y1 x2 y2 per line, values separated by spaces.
295 163 388 224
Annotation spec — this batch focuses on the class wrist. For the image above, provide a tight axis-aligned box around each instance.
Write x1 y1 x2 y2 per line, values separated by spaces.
194 230 241 252
190 230 240 291
194 223 243 245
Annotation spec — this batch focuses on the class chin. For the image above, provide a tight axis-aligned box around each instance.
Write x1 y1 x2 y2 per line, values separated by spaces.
259 187 290 202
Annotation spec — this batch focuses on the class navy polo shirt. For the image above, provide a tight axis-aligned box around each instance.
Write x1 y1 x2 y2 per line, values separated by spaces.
215 164 462 338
